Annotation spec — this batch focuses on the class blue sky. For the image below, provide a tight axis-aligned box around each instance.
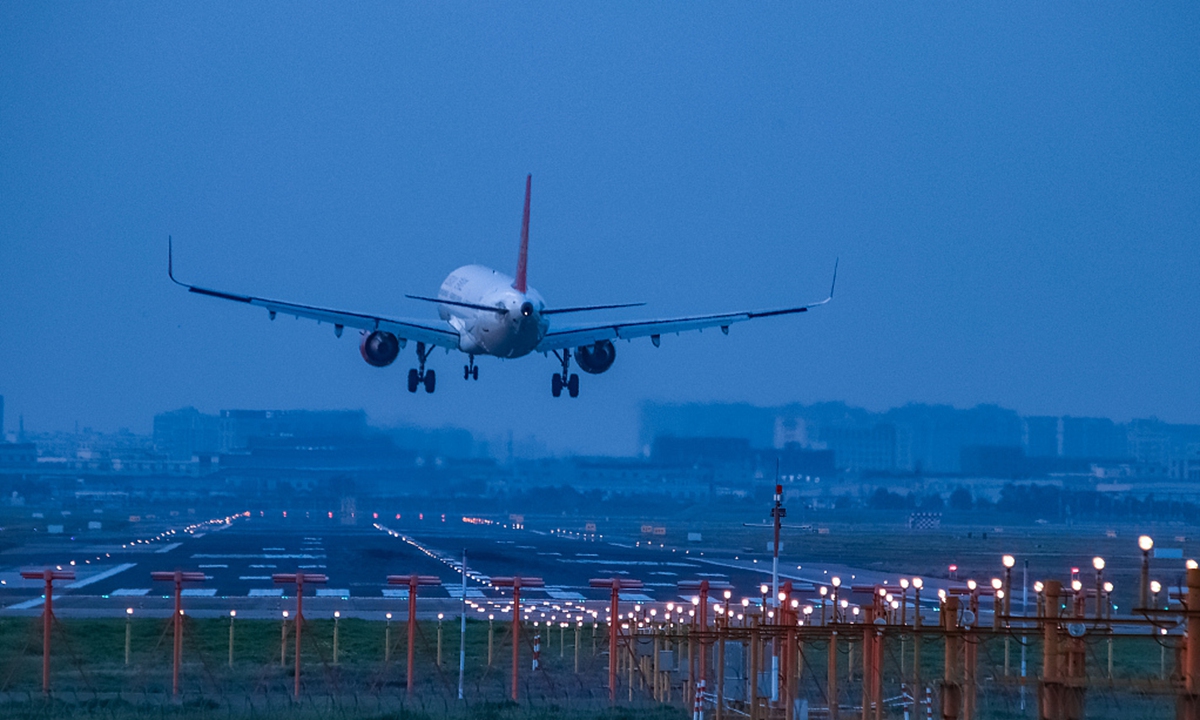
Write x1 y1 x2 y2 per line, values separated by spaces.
1 4 1197 454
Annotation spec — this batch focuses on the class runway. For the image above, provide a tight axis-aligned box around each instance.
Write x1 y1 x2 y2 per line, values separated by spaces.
0 512 953 621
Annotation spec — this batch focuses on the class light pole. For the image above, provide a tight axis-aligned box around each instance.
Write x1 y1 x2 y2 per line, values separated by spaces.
385 612 392 663
912 578 923 629
899 579 909 626
488 614 495 666
991 578 1004 631
437 613 445 668
1151 580 1162 611
1093 557 1105 620
831 577 842 623
1002 555 1015 620
228 610 235 668
125 608 133 666
281 611 289 668
333 611 340 665
1139 535 1154 609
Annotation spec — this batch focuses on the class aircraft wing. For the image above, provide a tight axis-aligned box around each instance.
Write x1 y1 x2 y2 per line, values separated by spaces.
537 261 837 352
169 242 459 350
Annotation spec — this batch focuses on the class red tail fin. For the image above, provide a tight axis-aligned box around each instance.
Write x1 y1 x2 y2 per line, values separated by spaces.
513 174 531 293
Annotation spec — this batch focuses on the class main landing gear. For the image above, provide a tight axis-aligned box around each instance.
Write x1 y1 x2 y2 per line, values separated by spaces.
407 341 436 394
463 355 479 381
551 349 580 398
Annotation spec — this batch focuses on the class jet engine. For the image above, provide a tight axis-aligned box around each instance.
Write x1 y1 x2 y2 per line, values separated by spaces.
575 340 616 374
359 330 400 367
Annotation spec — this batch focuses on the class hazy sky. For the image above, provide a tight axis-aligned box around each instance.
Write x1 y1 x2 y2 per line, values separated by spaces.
2 4 1197 455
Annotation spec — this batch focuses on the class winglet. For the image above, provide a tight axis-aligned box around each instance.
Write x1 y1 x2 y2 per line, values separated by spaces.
513 174 531 293
829 257 838 299
167 236 184 286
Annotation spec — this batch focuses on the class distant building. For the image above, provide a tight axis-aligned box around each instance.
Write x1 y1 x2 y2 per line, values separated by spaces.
1023 416 1060 458
961 445 1025 477
218 409 368 451
0 443 36 468
153 407 220 460
651 436 752 465
1062 417 1127 459
817 424 897 472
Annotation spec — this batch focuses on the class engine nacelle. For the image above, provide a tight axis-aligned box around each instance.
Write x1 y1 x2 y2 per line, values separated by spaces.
575 340 616 374
359 330 400 367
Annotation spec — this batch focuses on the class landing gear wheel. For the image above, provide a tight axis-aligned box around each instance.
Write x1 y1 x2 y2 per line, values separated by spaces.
472 366 479 380
551 373 563 398
567 373 579 398
464 365 470 380
424 369 436 394
407 369 420 393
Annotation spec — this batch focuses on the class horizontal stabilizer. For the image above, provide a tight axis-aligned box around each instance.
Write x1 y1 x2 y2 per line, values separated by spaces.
405 294 509 315
542 302 646 316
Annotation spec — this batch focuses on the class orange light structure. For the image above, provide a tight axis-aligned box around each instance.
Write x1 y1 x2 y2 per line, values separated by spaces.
591 577 647 703
150 570 206 697
386 574 441 698
273 572 328 698
492 576 545 701
19 568 75 695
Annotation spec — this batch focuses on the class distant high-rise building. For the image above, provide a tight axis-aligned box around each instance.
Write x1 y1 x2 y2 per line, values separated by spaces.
154 407 220 460
1061 417 1127 459
1023 416 1061 457
818 424 897 472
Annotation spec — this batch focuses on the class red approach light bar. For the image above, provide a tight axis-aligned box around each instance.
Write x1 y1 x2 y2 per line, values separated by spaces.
492 576 546 589
678 579 733 592
21 569 77 581
151 571 207 583
273 573 328 585
387 574 442 586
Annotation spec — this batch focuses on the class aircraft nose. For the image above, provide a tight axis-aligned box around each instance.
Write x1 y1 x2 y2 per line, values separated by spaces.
520 302 534 317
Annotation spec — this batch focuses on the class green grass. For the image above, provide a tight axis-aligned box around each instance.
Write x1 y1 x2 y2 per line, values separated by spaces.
0 618 1182 719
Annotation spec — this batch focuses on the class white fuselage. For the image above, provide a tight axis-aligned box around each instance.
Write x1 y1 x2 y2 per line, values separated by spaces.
437 265 549 358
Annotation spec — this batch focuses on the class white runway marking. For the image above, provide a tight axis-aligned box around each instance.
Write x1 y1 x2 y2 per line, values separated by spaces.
546 590 585 600
617 593 654 602
239 576 272 581
111 588 150 596
248 589 283 597
182 589 216 597
193 554 323 559
446 587 486 599
155 543 182 554
382 589 410 598
316 589 349 597
65 563 138 589
8 598 46 610
198 564 227 569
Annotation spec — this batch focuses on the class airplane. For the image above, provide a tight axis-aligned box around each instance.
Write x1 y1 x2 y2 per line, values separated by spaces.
169 174 836 398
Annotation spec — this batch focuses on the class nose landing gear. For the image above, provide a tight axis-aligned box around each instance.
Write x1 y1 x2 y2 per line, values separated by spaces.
463 355 479 381
551 349 580 398
407 341 436 394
